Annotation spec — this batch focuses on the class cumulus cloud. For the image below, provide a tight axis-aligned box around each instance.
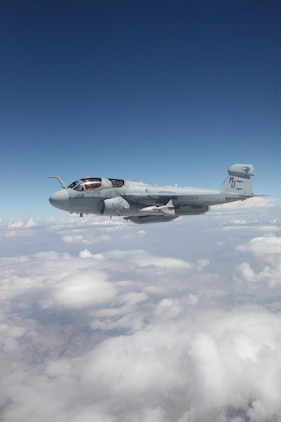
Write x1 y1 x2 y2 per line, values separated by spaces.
50 271 117 309
79 251 105 261
236 235 281 287
237 262 256 282
62 232 113 244
237 235 281 256
25 218 39 228
129 250 191 270
62 234 86 243
8 219 25 228
218 197 275 209
1 307 281 422
1 208 281 422
7 218 39 228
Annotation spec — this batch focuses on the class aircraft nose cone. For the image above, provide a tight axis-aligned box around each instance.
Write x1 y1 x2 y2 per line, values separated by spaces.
49 189 69 211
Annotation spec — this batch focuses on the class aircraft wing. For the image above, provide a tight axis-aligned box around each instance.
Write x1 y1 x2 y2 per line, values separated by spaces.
123 190 211 224
123 189 219 207
123 163 255 208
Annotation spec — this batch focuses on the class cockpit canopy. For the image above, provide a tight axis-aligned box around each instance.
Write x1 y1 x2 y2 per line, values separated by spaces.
68 178 102 191
68 177 125 191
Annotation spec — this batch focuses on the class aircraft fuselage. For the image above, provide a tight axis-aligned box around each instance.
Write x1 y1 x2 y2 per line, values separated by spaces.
48 165 255 223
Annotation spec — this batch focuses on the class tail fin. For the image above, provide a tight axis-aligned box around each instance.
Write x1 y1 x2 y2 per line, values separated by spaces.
220 164 255 196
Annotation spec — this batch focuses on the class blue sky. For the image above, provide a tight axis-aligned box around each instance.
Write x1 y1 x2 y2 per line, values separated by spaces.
1 0 280 217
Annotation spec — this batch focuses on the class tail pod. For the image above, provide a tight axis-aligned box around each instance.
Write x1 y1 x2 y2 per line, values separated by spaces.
220 164 255 196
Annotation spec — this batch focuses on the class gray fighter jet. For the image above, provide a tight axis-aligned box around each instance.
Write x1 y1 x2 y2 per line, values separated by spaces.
47 163 255 224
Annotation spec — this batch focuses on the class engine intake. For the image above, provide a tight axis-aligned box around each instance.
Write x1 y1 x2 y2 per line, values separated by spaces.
101 196 130 216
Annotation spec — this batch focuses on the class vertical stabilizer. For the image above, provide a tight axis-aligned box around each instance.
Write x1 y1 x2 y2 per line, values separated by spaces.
220 164 255 196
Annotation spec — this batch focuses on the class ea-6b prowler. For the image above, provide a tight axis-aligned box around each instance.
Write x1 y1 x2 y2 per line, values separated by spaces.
47 164 255 224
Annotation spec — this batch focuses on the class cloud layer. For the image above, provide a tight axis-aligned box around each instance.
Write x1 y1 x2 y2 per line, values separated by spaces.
0 204 281 421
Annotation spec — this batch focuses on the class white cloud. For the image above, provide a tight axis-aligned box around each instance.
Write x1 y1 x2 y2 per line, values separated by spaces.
237 262 256 282
1 210 281 421
51 271 117 309
236 235 281 287
2 308 281 422
217 197 275 210
237 235 281 256
62 233 112 244
62 234 86 243
25 218 39 228
8 220 25 228
129 250 191 270
196 258 210 270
